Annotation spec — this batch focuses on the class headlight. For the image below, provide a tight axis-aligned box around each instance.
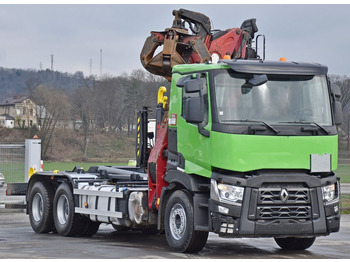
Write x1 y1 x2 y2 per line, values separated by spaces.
322 183 339 203
210 179 244 206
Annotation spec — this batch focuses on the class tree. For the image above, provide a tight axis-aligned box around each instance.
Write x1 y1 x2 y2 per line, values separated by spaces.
93 75 127 132
329 74 350 110
329 74 350 148
25 77 42 97
70 78 96 157
31 84 71 159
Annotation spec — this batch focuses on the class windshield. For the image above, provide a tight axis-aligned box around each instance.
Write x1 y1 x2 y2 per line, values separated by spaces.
213 70 332 126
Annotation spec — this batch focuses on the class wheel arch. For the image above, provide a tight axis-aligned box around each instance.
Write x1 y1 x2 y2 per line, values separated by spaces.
158 170 210 231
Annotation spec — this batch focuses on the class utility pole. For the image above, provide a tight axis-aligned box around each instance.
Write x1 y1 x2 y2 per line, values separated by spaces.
51 54 54 71
89 58 92 76
100 49 103 76
51 54 54 81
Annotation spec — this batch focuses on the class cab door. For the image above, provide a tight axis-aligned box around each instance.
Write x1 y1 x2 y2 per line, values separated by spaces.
176 73 212 178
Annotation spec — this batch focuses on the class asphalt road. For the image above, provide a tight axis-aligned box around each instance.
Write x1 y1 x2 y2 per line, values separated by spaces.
1 210 350 259
1 185 350 259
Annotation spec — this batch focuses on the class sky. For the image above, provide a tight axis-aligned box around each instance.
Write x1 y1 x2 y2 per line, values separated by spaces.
0 4 350 77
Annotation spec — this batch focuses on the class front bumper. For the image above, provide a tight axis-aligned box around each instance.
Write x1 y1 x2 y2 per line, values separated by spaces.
209 171 340 237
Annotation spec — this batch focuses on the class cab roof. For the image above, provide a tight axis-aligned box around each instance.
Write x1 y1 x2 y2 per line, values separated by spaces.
222 59 328 75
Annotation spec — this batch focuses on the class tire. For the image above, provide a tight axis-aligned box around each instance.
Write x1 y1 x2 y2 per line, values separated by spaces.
112 224 130 232
274 237 316 250
78 216 100 237
164 190 208 253
28 181 55 233
53 182 80 237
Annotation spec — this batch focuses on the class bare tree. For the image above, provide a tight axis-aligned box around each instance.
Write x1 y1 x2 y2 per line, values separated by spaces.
70 78 96 157
25 77 42 97
93 75 128 132
329 74 350 110
31 84 71 159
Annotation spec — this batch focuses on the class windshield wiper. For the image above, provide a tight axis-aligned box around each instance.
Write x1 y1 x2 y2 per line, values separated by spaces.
229 119 280 134
279 121 330 135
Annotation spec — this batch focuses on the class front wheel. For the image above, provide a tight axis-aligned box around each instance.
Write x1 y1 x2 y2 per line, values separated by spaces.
164 190 208 253
274 237 316 250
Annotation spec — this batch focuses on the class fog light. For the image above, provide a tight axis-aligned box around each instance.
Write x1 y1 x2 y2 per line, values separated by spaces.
334 205 339 213
218 205 229 214
219 222 235 234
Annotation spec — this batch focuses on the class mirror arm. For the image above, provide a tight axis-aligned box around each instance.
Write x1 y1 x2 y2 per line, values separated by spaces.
198 123 210 137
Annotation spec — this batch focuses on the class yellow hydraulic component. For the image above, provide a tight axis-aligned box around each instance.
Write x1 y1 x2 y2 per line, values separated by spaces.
162 96 168 108
157 86 168 109
28 167 36 179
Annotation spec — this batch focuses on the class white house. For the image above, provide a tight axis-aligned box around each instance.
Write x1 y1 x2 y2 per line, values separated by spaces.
0 114 15 128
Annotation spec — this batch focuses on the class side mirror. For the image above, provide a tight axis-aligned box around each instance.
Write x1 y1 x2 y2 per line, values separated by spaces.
331 84 342 125
241 74 268 94
176 75 191 87
249 74 268 86
331 84 341 101
184 78 202 93
185 97 204 123
334 101 343 125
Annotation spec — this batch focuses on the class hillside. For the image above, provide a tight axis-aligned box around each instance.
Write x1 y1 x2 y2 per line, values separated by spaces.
0 67 85 101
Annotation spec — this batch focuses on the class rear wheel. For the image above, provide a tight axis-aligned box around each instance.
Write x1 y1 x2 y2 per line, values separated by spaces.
53 182 80 237
28 181 55 233
164 190 208 253
112 224 130 231
78 217 100 237
274 237 316 250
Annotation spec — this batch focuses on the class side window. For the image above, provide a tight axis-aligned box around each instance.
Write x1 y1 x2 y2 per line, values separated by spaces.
181 75 208 124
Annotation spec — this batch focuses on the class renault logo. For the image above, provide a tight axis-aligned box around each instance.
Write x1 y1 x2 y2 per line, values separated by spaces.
280 188 289 202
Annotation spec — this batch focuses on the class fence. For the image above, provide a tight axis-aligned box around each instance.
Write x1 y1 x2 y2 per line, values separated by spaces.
0 143 25 183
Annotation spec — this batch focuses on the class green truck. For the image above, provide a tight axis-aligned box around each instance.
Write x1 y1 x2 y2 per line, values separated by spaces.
22 8 343 254
25 58 342 253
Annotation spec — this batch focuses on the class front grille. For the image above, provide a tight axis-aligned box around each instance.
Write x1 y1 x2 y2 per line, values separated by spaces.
256 186 311 220
259 188 310 205
257 205 311 219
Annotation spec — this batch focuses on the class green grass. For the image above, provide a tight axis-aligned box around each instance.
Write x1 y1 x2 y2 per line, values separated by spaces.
3 160 350 185
0 162 25 183
335 164 350 183
341 194 350 214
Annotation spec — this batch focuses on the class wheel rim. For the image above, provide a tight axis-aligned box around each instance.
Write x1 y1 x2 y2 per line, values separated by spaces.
32 193 43 222
56 194 69 225
169 203 187 240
